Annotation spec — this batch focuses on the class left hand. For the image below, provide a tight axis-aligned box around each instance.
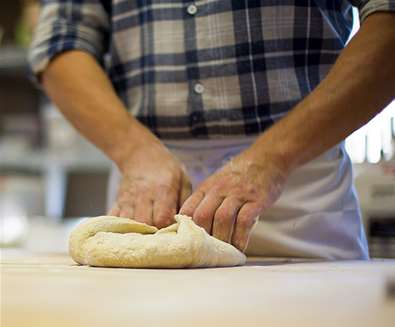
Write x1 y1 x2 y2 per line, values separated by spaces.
179 146 290 252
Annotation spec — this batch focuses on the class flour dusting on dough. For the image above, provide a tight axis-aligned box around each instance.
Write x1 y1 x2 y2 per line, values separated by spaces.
69 215 246 268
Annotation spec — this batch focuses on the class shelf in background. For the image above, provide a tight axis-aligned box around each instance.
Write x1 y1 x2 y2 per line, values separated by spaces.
0 46 29 76
0 148 111 174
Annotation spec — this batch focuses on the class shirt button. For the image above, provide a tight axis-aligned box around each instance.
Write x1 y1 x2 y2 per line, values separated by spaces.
194 83 204 94
187 4 198 15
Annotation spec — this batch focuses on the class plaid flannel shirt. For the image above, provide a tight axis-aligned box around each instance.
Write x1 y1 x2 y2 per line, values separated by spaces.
29 0 395 139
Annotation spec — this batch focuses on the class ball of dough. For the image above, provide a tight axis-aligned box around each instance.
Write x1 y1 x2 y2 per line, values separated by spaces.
69 215 246 268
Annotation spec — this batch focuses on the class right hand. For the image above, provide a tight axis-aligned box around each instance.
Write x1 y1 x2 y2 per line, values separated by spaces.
108 139 192 228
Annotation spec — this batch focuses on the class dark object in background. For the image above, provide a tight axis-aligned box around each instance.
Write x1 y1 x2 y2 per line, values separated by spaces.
0 0 23 45
386 278 395 300
64 171 109 218
369 217 395 258
0 0 43 148
0 48 44 148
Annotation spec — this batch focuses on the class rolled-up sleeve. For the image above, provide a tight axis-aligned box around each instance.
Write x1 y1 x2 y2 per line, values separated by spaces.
349 0 395 22
29 0 110 77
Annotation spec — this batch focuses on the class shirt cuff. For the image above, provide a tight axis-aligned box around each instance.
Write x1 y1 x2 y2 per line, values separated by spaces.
358 0 395 22
28 20 107 81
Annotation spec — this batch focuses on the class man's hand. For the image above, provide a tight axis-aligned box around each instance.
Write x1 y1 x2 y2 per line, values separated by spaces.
40 50 192 229
109 140 192 228
180 146 289 251
180 12 395 252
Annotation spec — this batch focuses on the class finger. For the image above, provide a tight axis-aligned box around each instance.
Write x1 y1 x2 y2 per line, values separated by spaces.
108 204 120 217
153 188 178 228
179 174 192 209
193 192 225 234
118 202 135 220
231 202 262 252
133 196 154 225
212 197 244 243
179 190 205 217
115 188 136 219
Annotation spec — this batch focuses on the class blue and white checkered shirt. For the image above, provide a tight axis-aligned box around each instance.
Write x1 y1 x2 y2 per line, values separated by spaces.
30 0 395 139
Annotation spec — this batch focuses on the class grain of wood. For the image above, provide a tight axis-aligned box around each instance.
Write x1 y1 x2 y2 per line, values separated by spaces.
1 251 395 327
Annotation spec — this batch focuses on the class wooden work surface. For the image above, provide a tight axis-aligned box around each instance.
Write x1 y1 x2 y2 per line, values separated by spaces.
2 251 395 327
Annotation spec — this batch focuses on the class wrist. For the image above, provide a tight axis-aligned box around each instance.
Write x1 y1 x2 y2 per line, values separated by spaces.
247 133 297 177
109 122 161 173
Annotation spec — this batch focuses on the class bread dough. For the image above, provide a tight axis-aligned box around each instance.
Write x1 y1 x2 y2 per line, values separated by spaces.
69 214 246 268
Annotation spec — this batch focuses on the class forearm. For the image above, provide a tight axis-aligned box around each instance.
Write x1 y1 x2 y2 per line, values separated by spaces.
42 50 159 171
251 12 395 171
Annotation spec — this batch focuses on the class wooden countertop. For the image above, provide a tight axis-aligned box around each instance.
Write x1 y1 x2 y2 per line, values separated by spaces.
2 251 395 327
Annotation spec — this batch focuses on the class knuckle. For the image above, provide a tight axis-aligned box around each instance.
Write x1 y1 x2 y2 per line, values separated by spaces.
246 185 259 197
208 185 223 197
194 189 206 199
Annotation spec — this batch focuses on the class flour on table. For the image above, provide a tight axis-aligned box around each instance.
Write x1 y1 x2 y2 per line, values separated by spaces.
69 215 246 268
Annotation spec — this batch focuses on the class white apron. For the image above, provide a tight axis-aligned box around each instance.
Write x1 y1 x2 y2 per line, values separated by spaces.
107 138 369 260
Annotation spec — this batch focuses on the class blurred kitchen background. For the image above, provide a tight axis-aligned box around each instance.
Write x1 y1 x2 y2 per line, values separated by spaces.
1 1 394 257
